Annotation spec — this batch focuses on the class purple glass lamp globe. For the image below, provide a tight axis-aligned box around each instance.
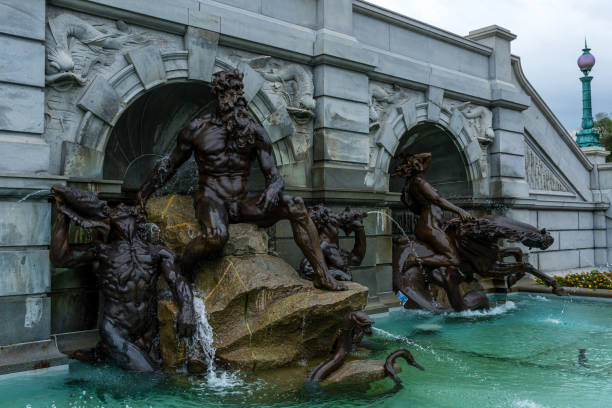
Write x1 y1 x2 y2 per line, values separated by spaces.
578 41 595 74
578 52 595 70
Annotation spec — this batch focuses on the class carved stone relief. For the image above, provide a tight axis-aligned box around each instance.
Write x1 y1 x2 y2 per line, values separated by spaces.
44 7 184 174
447 102 495 144
524 140 570 192
45 13 148 91
228 50 313 166
237 54 314 119
368 82 414 132
444 100 495 179
365 81 421 189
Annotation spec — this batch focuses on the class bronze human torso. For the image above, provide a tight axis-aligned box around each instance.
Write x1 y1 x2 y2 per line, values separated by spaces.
190 116 255 203
49 185 195 372
96 238 161 336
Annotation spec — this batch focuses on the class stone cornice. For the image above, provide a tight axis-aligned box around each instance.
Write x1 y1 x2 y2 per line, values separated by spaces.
352 0 493 56
50 0 188 34
511 55 594 171
466 25 517 42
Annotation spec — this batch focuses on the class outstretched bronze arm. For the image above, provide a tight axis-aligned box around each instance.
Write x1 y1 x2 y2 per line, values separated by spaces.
138 125 195 203
349 227 366 266
255 125 284 211
415 177 472 221
50 211 98 269
159 249 195 338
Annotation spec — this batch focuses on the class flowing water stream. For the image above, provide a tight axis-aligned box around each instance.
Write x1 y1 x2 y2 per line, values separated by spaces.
367 210 408 237
17 189 50 202
185 294 244 390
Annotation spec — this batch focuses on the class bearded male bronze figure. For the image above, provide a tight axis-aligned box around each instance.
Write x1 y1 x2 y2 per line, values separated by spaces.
138 69 344 291
50 185 195 372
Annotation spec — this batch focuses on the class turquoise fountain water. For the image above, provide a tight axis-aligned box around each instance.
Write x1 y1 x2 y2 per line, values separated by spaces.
1 293 610 408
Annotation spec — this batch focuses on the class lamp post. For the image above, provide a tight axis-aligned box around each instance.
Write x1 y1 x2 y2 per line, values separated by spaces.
576 39 601 147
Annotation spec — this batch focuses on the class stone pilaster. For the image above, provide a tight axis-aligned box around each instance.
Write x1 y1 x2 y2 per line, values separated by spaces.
0 0 50 173
467 25 530 198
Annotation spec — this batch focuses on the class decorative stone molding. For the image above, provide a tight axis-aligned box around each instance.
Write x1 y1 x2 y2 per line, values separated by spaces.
184 27 218 83
365 89 484 194
524 136 573 194
125 43 167 90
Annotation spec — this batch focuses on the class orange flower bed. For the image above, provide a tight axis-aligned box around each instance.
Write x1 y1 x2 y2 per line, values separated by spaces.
536 270 612 290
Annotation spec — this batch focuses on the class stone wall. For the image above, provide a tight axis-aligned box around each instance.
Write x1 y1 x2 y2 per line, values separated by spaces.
507 208 607 272
0 0 57 355
0 0 610 372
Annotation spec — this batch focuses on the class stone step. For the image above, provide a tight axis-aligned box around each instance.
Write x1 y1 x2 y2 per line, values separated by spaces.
0 339 68 375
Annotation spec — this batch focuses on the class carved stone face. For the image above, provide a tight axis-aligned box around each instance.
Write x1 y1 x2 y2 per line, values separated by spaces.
47 47 75 74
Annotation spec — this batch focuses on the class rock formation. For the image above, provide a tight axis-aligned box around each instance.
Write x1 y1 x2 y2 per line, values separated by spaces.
150 195 369 370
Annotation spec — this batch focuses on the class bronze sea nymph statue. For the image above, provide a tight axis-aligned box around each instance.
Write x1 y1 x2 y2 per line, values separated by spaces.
138 69 345 291
392 153 566 312
50 185 195 372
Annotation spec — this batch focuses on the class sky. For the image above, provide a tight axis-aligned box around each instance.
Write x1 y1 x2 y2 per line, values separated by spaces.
367 0 612 131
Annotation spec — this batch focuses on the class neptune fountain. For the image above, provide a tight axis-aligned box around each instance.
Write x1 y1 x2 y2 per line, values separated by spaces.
2 68 610 408
45 70 425 388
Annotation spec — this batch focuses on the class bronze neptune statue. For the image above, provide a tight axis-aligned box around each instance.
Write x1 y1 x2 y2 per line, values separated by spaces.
50 185 195 372
138 69 345 291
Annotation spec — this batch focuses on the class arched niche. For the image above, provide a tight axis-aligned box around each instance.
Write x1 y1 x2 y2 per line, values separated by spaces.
63 42 299 191
103 81 213 192
389 123 471 197
102 81 268 194
365 97 486 197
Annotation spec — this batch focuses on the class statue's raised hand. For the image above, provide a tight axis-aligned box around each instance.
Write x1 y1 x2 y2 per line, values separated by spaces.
257 187 280 212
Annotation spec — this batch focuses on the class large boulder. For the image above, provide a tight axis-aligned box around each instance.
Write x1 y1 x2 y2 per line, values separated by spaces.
146 194 200 256
157 299 187 368
146 195 268 257
149 195 369 370
195 255 367 370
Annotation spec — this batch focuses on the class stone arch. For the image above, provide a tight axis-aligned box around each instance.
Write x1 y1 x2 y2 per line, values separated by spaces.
365 98 485 196
62 40 297 182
